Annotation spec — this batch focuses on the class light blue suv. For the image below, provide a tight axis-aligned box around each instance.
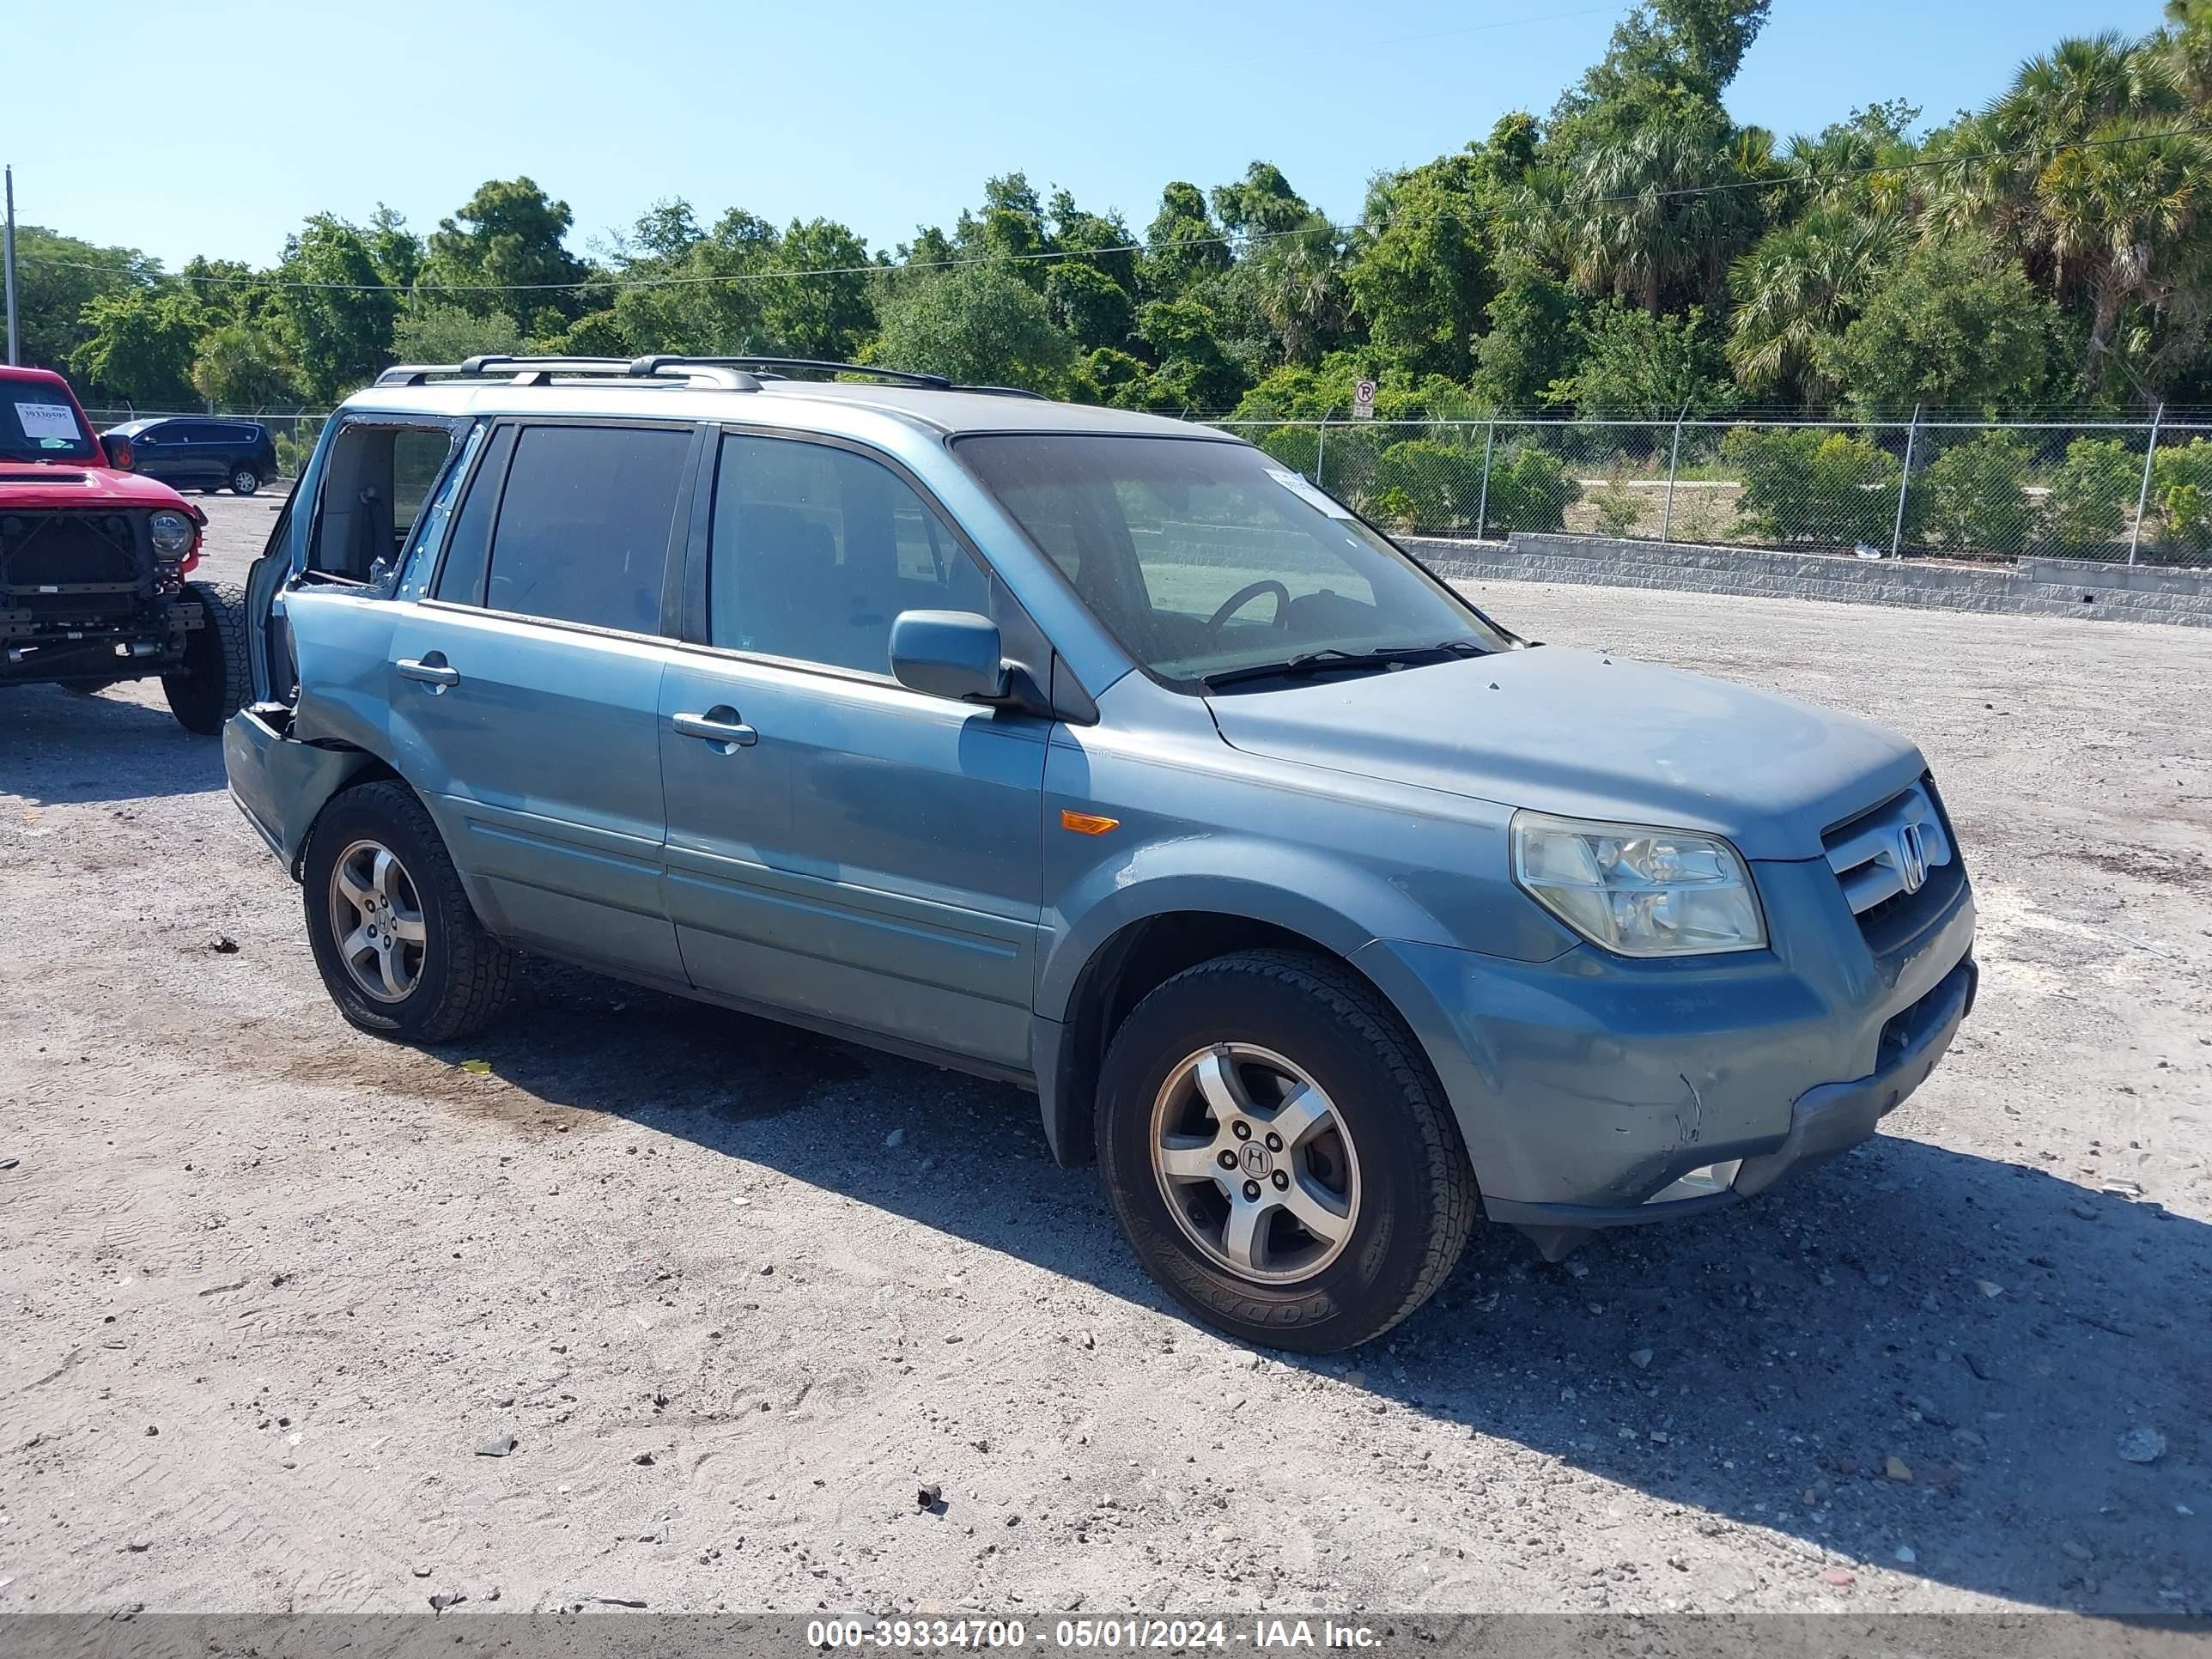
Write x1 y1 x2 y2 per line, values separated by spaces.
225 356 1977 1352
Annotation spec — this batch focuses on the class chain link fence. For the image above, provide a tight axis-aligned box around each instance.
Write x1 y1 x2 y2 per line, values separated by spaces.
1210 415 2207 568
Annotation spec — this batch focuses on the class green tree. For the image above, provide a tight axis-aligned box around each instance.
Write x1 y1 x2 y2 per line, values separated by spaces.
273 215 400 402
1929 31 2211 396
1559 301 1734 416
754 218 878 360
10 226 161 375
1473 261 1586 410
1818 236 2057 413
1346 149 1495 381
1129 299 1249 412
70 286 204 408
421 177 591 326
1045 262 1135 351
190 319 301 408
1726 207 1905 404
870 263 1074 391
391 302 525 364
1137 182 1231 302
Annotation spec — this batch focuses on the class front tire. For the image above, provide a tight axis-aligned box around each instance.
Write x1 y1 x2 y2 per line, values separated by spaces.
1096 949 1476 1352
301 781 514 1042
163 580 252 735
229 465 261 495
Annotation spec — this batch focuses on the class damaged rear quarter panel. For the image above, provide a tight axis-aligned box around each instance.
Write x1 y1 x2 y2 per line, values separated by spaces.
228 586 410 875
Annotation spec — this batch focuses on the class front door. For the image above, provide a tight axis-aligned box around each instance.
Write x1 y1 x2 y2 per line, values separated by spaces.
385 418 701 984
658 430 1048 1067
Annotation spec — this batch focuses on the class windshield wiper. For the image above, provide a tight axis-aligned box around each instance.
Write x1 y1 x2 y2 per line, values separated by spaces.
1200 640 1482 690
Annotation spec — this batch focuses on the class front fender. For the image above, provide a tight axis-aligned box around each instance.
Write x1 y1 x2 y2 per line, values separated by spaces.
1034 838 1443 1023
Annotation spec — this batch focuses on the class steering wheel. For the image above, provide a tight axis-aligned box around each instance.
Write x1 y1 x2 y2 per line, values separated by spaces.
1206 579 1291 636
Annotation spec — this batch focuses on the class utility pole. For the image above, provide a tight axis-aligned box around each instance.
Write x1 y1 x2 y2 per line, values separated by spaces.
4 165 20 366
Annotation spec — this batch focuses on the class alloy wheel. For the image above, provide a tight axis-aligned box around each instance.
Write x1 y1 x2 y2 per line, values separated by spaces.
1149 1042 1361 1284
328 838 428 1003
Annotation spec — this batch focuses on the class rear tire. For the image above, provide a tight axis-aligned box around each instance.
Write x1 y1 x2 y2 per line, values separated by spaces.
229 465 261 495
301 781 514 1042
1095 949 1476 1353
162 580 252 735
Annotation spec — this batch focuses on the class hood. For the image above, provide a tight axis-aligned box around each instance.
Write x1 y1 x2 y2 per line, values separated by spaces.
0 462 201 517
1205 646 1926 861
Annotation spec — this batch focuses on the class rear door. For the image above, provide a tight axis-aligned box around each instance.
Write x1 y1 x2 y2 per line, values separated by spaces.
658 429 1048 1066
385 419 701 984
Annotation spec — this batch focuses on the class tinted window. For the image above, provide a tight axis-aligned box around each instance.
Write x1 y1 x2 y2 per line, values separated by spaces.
709 435 987 674
483 425 689 632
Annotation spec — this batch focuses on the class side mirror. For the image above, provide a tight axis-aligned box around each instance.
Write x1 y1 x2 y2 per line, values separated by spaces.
890 610 1009 703
100 434 135 470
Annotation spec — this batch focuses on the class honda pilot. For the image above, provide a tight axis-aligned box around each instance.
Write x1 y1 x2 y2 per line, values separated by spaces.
223 356 1977 1352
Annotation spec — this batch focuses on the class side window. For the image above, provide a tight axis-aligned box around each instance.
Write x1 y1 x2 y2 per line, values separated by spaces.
430 427 514 606
307 420 464 581
483 425 689 632
709 434 988 674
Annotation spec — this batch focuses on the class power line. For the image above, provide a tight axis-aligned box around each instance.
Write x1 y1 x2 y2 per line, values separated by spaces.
21 120 2212 297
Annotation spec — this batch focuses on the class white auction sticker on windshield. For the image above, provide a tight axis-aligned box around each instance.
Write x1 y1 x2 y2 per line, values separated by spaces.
15 402 82 441
1267 467 1356 519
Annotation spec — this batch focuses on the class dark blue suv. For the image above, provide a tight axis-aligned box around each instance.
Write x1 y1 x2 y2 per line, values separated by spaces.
105 416 278 495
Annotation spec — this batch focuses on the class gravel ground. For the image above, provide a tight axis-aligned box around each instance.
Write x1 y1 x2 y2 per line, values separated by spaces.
1 491 2206 1617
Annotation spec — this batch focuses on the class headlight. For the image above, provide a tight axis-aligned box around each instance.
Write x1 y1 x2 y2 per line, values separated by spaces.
149 510 194 556
1511 811 1765 957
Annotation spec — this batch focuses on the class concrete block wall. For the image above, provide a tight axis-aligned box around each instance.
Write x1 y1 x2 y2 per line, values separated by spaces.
1401 533 2212 629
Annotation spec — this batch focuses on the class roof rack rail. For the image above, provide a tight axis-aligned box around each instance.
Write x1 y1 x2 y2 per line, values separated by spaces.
629 356 953 390
374 356 762 391
955 385 1048 400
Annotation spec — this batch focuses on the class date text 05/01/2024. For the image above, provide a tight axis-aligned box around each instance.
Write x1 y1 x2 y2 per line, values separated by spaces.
805 1618 1382 1650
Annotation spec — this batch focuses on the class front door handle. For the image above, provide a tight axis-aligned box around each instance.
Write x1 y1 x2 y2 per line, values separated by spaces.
396 656 460 689
672 707 758 748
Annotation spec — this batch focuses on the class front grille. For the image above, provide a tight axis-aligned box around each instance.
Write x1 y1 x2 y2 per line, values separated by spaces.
1823 778 1963 954
1 511 148 590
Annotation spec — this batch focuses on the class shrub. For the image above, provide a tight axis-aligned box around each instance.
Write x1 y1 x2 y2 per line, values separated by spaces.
1371 440 1485 532
2045 437 2137 551
1590 472 1644 538
1370 486 1418 529
2151 436 2212 558
1482 441 1579 534
1921 431 2034 554
1253 425 1321 478
1723 426 1902 547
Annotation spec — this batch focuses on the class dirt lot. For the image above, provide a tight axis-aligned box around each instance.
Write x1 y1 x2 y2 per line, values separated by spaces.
2 491 2207 1617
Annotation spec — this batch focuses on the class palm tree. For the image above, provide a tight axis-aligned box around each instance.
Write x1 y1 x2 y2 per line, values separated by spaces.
1559 108 1767 315
1924 31 2211 393
1726 208 1906 402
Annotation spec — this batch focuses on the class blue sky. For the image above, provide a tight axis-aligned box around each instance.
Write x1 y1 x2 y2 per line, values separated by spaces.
3 0 2170 270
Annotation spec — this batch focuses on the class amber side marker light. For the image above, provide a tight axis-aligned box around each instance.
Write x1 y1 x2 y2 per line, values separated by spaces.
1060 810 1120 836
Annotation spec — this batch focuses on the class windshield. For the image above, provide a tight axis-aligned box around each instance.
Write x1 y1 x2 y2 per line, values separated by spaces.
957 434 1510 690
0 383 99 464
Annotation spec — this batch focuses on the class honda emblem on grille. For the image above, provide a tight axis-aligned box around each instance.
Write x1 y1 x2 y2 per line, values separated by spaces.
1895 821 1929 895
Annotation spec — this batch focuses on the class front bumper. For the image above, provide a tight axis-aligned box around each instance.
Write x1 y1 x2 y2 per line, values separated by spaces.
1352 853 1978 1231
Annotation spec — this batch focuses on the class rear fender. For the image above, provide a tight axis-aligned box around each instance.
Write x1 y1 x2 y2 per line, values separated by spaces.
222 707 384 879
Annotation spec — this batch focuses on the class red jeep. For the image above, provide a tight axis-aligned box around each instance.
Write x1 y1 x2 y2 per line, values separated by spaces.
1 365 249 732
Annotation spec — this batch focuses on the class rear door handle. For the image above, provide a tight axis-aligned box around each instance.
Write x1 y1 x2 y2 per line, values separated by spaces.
396 657 460 688
672 708 758 748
